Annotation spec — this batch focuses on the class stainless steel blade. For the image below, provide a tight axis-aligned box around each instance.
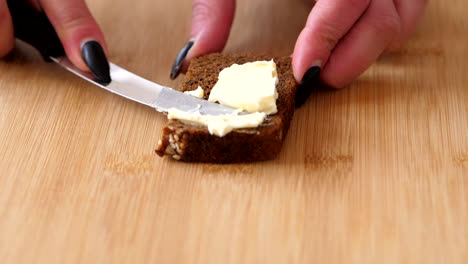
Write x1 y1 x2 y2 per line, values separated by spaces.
50 56 240 116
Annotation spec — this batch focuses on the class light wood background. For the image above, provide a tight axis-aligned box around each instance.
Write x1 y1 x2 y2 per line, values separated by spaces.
1 0 467 263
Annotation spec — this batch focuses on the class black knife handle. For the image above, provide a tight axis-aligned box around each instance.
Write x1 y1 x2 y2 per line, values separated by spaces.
7 0 65 61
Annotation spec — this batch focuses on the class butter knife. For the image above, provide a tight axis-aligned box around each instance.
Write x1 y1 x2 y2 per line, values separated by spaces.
8 0 238 116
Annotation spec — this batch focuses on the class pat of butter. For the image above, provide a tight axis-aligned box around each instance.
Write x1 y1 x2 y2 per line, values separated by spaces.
167 108 266 137
184 86 204 98
208 60 279 114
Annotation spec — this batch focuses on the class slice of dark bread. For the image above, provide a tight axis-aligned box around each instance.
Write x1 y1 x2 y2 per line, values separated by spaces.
156 54 298 163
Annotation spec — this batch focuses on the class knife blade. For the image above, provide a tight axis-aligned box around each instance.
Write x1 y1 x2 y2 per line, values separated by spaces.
50 56 239 116
8 0 239 116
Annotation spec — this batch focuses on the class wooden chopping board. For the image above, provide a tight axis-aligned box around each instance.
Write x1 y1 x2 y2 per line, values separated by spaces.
0 0 467 263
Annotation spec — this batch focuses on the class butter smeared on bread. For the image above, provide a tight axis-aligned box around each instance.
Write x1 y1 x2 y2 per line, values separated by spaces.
167 108 266 137
156 54 298 163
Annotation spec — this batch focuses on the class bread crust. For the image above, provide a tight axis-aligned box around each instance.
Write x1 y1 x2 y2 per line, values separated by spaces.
156 54 297 163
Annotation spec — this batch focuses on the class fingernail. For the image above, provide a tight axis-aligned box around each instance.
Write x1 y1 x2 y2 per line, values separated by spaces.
170 40 194 80
81 40 111 84
295 66 321 108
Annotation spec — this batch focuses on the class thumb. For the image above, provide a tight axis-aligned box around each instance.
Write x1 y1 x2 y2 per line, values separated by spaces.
170 0 235 79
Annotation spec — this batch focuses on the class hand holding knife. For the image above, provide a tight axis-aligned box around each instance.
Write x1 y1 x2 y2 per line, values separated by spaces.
6 0 238 116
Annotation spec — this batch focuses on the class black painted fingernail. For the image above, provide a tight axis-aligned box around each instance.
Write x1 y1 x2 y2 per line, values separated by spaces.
170 40 194 80
82 40 111 84
295 66 321 108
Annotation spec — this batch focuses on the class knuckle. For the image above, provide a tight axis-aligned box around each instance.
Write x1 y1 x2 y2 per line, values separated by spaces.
305 20 342 52
318 24 341 51
368 14 401 37
191 0 213 35
192 0 212 22
55 11 94 32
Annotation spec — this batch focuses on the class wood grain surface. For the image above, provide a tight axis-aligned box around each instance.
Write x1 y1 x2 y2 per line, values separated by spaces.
1 0 467 263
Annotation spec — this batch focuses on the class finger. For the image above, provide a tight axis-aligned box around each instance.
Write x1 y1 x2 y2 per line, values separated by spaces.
40 0 110 82
292 0 371 83
0 0 14 57
321 0 401 88
189 0 235 59
389 0 428 49
170 0 235 79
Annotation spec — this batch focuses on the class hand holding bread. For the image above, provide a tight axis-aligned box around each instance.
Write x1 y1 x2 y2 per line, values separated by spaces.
172 0 428 90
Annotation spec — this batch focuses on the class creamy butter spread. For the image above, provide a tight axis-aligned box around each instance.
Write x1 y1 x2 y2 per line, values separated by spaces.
165 60 279 137
167 108 266 137
208 60 279 114
184 86 204 98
